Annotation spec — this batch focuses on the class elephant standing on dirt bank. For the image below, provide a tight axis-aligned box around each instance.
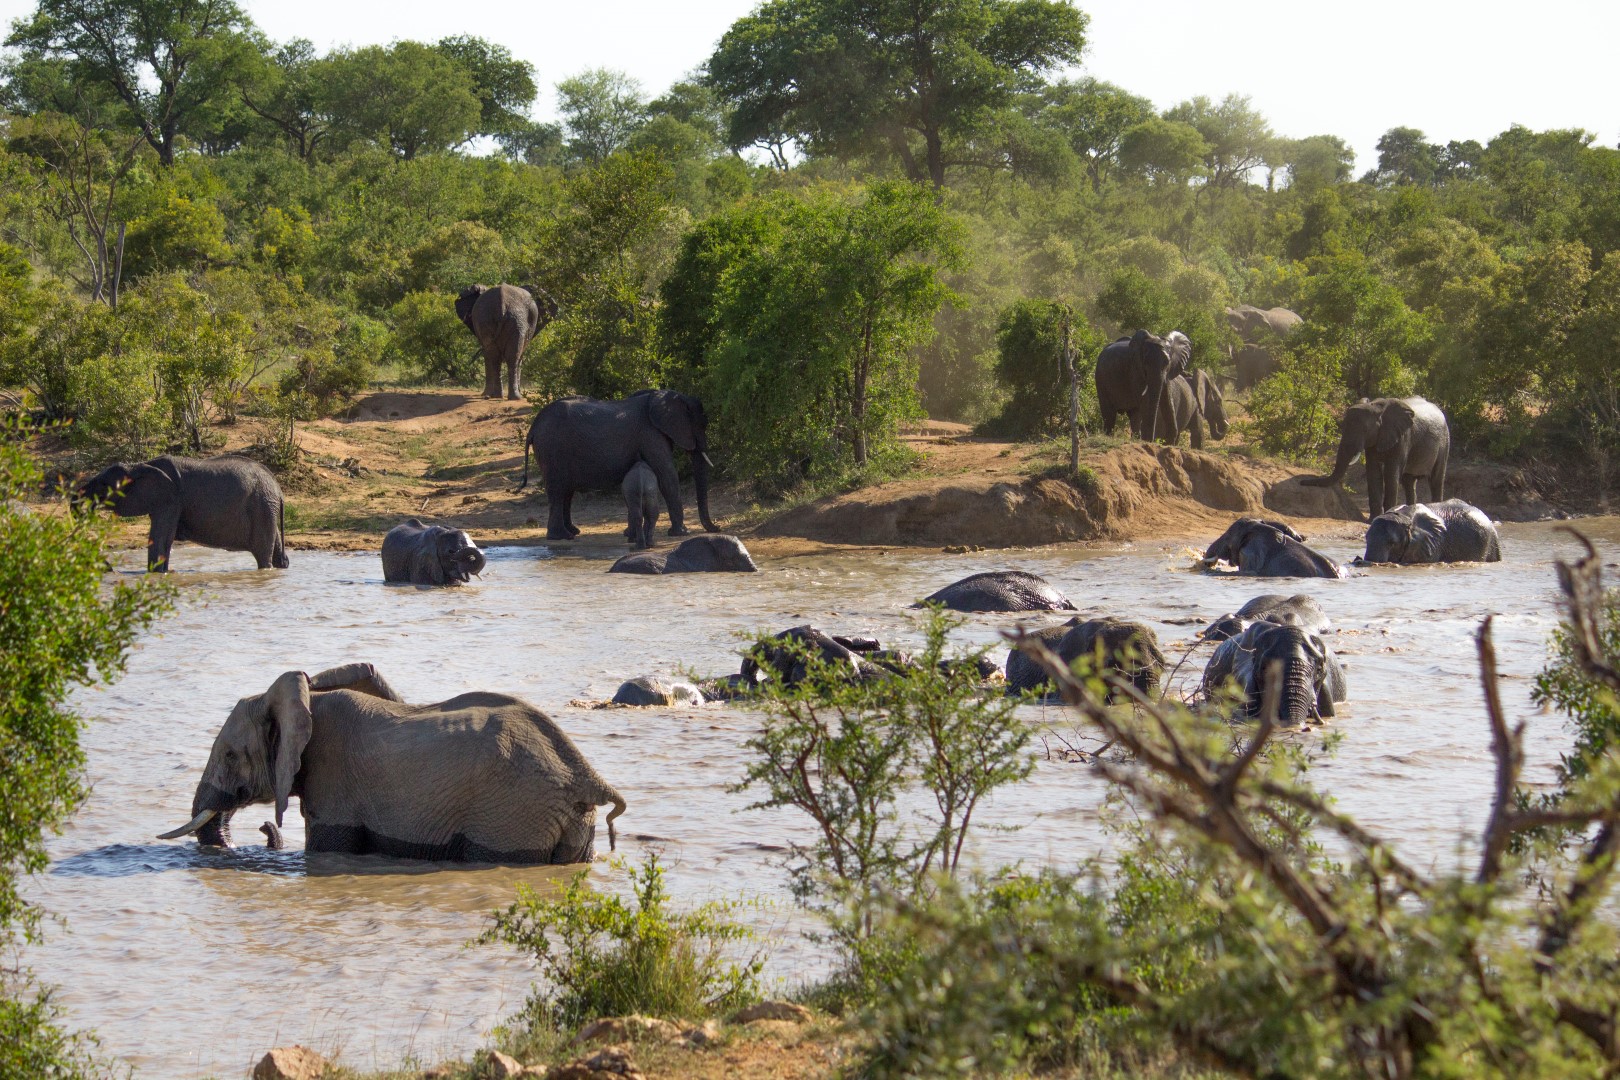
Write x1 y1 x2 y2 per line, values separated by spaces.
1155 370 1228 450
1301 397 1449 519
74 455 288 572
157 664 626 864
1094 330 1192 443
455 284 558 400
521 390 718 542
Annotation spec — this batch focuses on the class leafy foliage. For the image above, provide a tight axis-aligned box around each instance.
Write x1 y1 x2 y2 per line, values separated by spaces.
982 298 1102 437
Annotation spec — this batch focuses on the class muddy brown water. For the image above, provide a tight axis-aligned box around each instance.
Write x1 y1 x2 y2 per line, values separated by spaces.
27 519 1620 1077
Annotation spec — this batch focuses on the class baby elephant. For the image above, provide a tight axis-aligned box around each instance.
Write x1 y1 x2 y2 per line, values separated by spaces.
622 461 660 550
1203 621 1348 726
1006 616 1164 702
382 519 486 585
608 534 758 574
1360 500 1501 564
1202 518 1347 579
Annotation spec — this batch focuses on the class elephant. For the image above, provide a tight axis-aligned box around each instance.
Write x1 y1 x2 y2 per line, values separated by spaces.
1154 370 1228 450
455 283 558 400
608 534 757 574
1005 616 1164 701
920 570 1077 613
74 455 288 572
1300 397 1450 520
622 461 660 550
156 663 626 864
1203 593 1330 642
1095 329 1193 442
734 625 998 690
612 677 706 706
1203 621 1347 726
381 519 486 585
1231 343 1282 391
521 389 717 542
1224 304 1302 343
1202 518 1347 579
1359 500 1501 564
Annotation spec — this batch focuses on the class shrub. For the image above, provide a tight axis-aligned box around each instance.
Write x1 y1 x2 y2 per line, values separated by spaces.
386 290 478 386
65 348 168 458
1244 341 1347 460
478 852 762 1033
278 315 385 416
1534 583 1620 791
982 298 1103 438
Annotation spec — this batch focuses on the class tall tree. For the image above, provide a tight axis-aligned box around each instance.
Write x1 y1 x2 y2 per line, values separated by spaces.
323 42 481 160
433 36 539 143
1163 93 1274 189
555 68 648 165
4 0 258 166
1035 77 1154 192
706 0 1087 189
235 38 330 160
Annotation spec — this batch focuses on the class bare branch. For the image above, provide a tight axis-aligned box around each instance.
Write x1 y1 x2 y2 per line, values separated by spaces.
1477 616 1526 885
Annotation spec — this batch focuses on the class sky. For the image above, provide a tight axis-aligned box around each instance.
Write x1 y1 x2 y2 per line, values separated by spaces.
2 0 1616 174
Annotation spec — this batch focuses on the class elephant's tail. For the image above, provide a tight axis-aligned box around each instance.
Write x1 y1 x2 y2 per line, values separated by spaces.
514 433 533 492
272 499 290 569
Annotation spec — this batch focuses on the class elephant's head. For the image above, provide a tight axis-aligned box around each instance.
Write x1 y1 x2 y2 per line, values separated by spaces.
1235 621 1335 724
420 524 487 584
1360 504 1440 564
646 389 718 532
1194 370 1228 440
454 285 488 331
1307 398 1415 487
73 461 174 519
1203 518 1306 567
663 534 758 573
1129 330 1191 442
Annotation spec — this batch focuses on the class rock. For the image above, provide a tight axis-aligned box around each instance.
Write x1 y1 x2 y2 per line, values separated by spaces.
546 1046 645 1080
681 1019 723 1047
573 1015 684 1046
487 1050 533 1079
252 1045 330 1080
730 1000 813 1024
611 677 706 707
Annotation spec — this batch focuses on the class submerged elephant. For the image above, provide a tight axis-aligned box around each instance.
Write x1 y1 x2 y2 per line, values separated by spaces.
381 519 486 585
1154 369 1228 449
157 663 625 864
455 283 558 400
1301 397 1450 519
921 570 1077 613
1095 329 1192 442
1005 616 1164 701
1203 621 1347 725
622 461 659 550
608 534 757 574
1360 500 1501 564
612 677 706 706
74 455 288 572
522 389 717 541
731 625 998 691
1203 593 1330 642
1202 519 1347 579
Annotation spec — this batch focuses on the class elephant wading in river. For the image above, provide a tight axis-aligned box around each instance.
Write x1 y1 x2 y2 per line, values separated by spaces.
1203 593 1330 642
1095 329 1192 442
1360 500 1501 564
920 570 1076 613
381 519 486 585
455 284 558 400
622 461 659 550
157 664 626 864
1203 621 1348 725
1154 370 1228 449
1202 519 1347 578
74 455 288 572
522 390 717 542
1301 397 1450 519
1005 616 1164 701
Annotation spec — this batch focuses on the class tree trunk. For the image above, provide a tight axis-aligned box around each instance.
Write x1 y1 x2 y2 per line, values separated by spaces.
853 319 872 466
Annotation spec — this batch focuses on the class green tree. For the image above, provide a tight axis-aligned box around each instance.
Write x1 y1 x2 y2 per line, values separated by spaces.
1116 117 1209 184
1034 77 1154 192
1369 125 1440 186
234 38 331 160
386 289 476 386
323 42 481 159
985 298 1101 437
433 36 538 144
707 0 1086 188
1294 255 1431 399
1284 134 1355 192
555 68 648 165
1164 92 1275 189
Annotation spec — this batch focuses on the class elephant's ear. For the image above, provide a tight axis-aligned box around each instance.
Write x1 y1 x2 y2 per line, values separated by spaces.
1164 331 1191 377
265 671 314 827
524 284 560 324
309 662 405 703
112 463 178 518
1374 399 1416 454
454 285 486 330
648 391 698 451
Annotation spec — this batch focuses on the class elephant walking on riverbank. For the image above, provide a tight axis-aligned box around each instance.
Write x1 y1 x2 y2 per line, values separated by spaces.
1301 397 1449 519
455 283 558 400
74 455 288 572
157 663 626 864
1095 329 1192 443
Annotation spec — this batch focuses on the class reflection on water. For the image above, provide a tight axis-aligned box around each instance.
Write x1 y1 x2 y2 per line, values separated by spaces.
27 521 1620 1076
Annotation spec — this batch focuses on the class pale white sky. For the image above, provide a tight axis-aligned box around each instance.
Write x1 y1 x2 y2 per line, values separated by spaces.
2 0 1616 173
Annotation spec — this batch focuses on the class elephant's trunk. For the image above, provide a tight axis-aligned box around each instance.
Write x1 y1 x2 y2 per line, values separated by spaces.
1274 659 1317 725
604 791 626 851
456 547 487 578
693 451 717 533
1143 376 1166 443
1305 433 1360 487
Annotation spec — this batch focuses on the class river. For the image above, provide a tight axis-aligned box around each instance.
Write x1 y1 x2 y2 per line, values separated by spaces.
26 518 1620 1077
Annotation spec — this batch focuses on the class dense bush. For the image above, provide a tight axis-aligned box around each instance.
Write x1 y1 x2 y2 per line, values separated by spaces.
1244 340 1348 460
982 297 1103 437
385 290 477 386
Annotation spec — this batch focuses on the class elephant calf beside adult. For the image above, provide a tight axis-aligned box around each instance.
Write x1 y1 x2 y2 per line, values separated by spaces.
74 454 288 572
1301 397 1450 520
1095 329 1192 443
157 663 626 864
1154 370 1228 450
522 389 717 542
455 283 558 400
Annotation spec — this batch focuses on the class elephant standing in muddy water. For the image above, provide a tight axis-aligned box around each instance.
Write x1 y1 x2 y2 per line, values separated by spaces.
1203 519 1347 578
381 519 486 585
1301 397 1449 520
455 283 558 400
74 455 288 572
1203 620 1348 726
1154 370 1228 450
1094 329 1192 443
521 390 717 542
1360 500 1501 564
157 664 626 864
622 461 660 550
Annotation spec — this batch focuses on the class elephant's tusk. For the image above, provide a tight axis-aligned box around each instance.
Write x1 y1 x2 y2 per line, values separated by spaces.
156 808 216 840
701 453 714 468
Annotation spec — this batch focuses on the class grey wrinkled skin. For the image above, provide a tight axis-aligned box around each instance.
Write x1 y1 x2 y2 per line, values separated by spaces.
1224 304 1302 343
1203 621 1348 725
1360 500 1501 564
608 534 757 575
1301 396 1450 519
621 461 660 550
381 519 486 585
1203 518 1347 579
741 625 885 687
1203 593 1331 642
1153 369 1228 450
521 389 717 542
161 664 626 865
454 283 557 400
1094 329 1193 443
74 455 288 572
1005 616 1164 701
920 570 1076 612
612 677 706 706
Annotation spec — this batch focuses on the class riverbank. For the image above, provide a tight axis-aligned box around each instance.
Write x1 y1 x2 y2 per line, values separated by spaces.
43 388 1573 557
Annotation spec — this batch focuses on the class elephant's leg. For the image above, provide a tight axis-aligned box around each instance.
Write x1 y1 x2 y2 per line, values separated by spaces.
1189 414 1205 451
650 456 689 535
1402 474 1418 509
482 351 503 399
1100 407 1117 436
146 509 180 572
1430 446 1448 503
506 357 521 400
1365 458 1385 520
546 483 573 540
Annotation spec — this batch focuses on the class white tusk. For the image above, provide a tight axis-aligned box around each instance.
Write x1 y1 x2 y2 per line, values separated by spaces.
701 453 714 468
156 808 217 840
